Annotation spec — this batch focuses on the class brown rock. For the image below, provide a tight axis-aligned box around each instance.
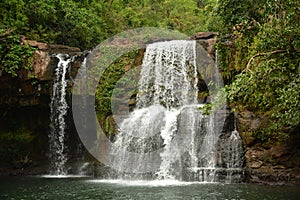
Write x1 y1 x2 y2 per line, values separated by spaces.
28 50 52 81
250 118 261 130
239 110 254 119
48 44 81 54
25 40 48 50
207 38 217 46
249 160 264 169
196 40 209 49
191 32 218 40
241 132 256 146
207 45 215 55
24 39 81 54
237 110 261 132
128 98 136 106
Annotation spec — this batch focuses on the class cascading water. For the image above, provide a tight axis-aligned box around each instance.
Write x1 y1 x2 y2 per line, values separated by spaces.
49 54 72 175
109 40 244 182
222 116 245 183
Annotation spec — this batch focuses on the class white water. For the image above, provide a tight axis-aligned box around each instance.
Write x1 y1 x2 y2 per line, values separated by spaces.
89 179 212 187
225 117 244 183
49 54 73 175
156 108 181 179
110 41 198 176
108 40 244 182
41 175 88 179
137 40 198 108
111 40 216 180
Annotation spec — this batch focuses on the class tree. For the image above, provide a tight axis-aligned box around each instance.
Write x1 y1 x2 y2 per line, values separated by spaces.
214 0 300 142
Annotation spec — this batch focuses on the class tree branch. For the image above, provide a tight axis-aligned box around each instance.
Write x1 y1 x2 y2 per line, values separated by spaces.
0 28 16 38
246 50 287 70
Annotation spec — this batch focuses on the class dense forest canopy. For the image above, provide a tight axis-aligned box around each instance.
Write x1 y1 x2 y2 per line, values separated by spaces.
0 0 211 49
0 0 299 143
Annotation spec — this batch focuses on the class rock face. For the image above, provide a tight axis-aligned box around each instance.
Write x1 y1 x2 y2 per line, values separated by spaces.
0 40 85 107
0 40 85 173
237 110 300 185
191 32 218 59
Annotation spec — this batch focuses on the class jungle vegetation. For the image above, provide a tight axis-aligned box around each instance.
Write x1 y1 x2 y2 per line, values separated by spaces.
1 0 299 144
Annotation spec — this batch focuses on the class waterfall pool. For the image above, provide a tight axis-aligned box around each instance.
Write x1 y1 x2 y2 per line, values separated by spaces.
0 176 299 199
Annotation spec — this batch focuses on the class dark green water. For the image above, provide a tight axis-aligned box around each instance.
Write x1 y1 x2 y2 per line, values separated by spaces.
0 177 299 200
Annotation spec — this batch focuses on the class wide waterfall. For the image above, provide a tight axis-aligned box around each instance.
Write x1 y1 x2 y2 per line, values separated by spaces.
109 40 245 183
49 54 72 175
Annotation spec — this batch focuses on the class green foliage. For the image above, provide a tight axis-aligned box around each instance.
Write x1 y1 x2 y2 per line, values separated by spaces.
227 54 299 141
212 0 264 33
0 0 28 30
0 0 209 80
251 129 289 145
198 103 212 115
24 0 104 49
215 0 300 142
95 50 139 119
0 34 35 77
215 19 261 83
108 0 206 34
1 0 298 146
1 0 210 50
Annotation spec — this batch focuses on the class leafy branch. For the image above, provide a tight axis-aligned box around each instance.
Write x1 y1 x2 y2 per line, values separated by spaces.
246 49 286 70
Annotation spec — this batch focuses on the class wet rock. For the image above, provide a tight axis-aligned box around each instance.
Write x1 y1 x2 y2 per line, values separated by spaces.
243 140 300 185
128 98 136 112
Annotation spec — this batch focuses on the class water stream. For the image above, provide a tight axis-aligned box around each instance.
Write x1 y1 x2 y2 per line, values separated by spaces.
49 54 73 175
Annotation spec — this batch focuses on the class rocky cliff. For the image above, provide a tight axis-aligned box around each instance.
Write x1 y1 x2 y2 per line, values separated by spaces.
238 110 300 185
0 40 86 175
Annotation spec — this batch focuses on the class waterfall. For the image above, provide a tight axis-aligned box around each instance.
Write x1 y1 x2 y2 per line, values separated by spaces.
108 40 244 182
136 40 198 108
49 54 72 175
224 116 245 183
